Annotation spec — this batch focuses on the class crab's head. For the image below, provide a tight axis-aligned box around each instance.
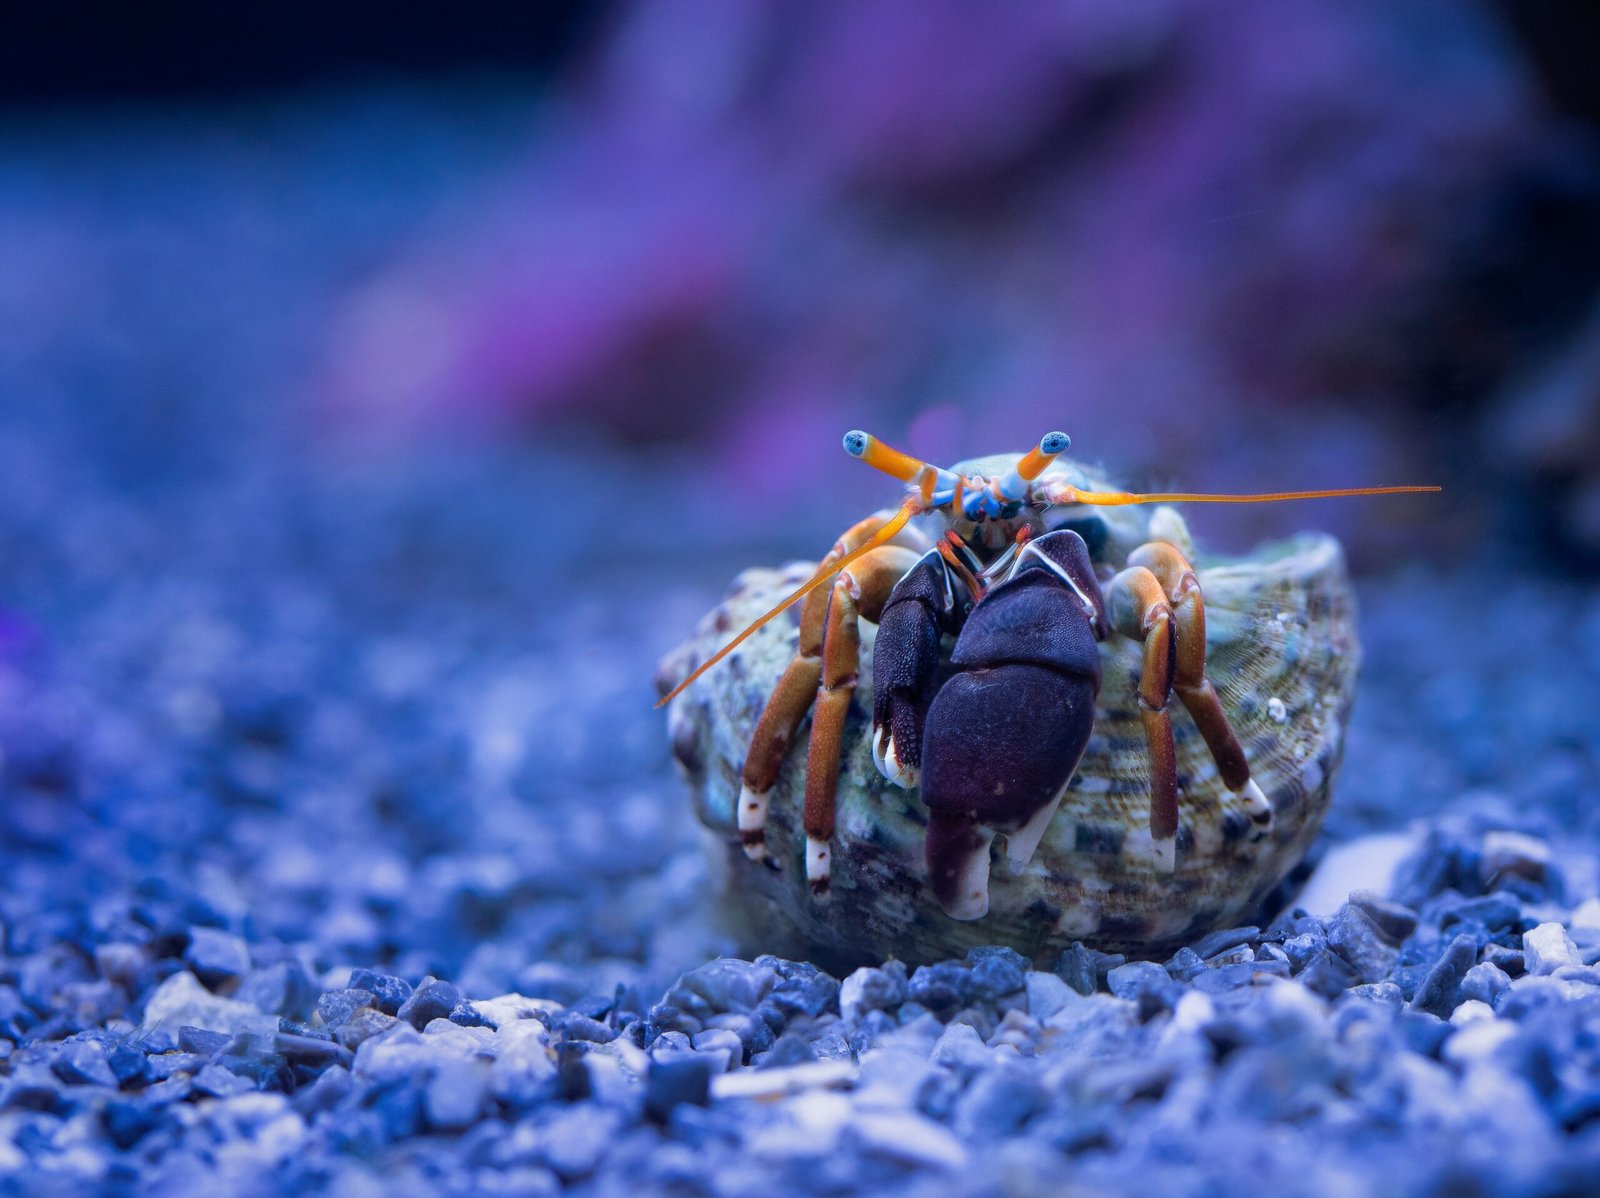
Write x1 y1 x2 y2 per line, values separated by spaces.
843 429 1071 548
843 429 1070 516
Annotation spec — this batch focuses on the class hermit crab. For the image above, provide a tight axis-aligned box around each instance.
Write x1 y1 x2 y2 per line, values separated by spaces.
658 432 1434 962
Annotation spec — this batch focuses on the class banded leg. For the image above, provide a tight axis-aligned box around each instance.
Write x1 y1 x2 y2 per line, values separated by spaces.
1105 565 1181 873
802 544 924 895
1127 542 1272 838
738 513 919 861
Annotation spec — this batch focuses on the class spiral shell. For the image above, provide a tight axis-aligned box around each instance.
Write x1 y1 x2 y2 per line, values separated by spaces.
661 500 1358 967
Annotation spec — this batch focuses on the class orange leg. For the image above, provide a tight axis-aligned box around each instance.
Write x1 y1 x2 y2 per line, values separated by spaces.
738 514 926 865
1128 542 1273 838
802 544 924 895
1106 565 1180 872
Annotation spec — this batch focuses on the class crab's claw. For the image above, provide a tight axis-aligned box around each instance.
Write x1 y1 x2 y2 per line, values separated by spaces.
869 551 960 790
920 532 1106 920
922 659 1098 920
871 724 919 789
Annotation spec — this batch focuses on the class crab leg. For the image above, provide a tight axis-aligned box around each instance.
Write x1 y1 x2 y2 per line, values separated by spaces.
1105 565 1181 873
1128 542 1272 838
738 514 926 863
737 586 827 860
802 544 924 895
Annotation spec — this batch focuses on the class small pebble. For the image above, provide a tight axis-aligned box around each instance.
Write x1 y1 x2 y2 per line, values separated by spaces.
1459 961 1512 1008
51 1041 118 1088
1327 904 1400 984
397 978 461 1030
316 988 377 1029
1024 971 1075 1022
1409 934 1478 1017
645 1056 714 1122
347 969 414 1016
183 929 251 991
1523 923 1580 976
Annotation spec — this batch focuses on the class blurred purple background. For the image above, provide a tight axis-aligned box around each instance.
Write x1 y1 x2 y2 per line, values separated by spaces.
3 0 1597 571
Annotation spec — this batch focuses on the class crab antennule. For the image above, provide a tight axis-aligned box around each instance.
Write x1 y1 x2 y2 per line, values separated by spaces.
997 431 1071 500
654 497 922 708
1059 484 1441 507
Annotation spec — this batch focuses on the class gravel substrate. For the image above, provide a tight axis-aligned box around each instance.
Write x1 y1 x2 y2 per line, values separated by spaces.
5 424 1600 1198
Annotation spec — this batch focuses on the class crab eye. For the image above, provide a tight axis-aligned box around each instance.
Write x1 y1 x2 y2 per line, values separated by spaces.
843 431 869 457
1041 432 1070 455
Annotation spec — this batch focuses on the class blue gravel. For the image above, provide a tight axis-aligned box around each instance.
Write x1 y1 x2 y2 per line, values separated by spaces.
3 88 1600 1198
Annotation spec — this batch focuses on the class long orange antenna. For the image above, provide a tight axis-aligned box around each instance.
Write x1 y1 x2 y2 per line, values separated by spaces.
1059 484 1441 507
655 497 922 708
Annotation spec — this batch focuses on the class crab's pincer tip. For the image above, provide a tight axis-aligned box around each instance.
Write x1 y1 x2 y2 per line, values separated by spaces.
874 729 918 789
1041 431 1070 454
843 430 869 457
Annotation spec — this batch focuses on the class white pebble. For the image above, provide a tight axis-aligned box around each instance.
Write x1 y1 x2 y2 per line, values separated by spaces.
1267 697 1288 723
839 968 879 1022
422 1018 496 1053
1169 989 1217 1036
1449 999 1495 1026
1481 830 1552 882
852 1109 968 1170
1523 922 1580 975
930 1021 989 1070
1569 896 1600 933
1024 971 1075 1022
711 1059 855 1101
1442 1019 1517 1066
689 1028 743 1074
747 1090 852 1161
474 993 561 1029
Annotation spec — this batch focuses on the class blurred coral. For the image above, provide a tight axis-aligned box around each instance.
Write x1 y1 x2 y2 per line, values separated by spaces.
1484 296 1600 561
317 0 1594 561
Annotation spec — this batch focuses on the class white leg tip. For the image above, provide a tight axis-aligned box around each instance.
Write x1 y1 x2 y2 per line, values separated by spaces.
940 827 994 921
738 786 769 861
1150 835 1177 875
1237 778 1273 841
945 885 990 921
806 836 832 896
1003 786 1067 866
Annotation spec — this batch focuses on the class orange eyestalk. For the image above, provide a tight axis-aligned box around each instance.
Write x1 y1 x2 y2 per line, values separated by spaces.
655 497 923 708
841 430 931 482
997 431 1071 500
1054 484 1441 507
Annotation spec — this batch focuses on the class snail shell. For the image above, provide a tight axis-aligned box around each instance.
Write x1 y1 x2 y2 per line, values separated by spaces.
661 496 1358 968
